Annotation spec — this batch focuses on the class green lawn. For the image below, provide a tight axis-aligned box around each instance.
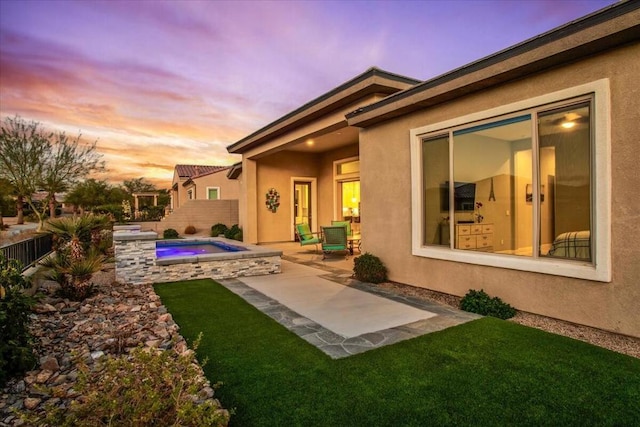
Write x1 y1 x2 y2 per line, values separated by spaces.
155 279 640 427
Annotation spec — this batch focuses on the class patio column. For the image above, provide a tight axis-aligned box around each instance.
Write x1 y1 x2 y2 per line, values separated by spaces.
243 158 258 244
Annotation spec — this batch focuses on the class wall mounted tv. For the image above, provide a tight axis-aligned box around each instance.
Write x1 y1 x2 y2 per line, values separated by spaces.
442 182 476 211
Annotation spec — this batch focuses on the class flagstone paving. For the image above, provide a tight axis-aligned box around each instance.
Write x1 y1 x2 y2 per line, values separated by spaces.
218 260 480 359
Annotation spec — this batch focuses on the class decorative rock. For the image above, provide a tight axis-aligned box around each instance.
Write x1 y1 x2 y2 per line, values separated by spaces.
1 263 228 427
40 356 60 372
35 370 53 384
158 313 173 323
90 350 105 360
23 397 41 410
33 303 57 313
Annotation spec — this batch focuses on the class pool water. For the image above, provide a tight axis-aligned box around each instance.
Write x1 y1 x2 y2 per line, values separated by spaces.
156 241 247 258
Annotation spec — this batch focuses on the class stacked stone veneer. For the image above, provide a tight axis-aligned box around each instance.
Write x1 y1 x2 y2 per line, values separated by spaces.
113 225 281 285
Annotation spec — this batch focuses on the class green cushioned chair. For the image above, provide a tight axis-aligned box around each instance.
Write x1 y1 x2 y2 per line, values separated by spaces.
295 223 321 253
320 225 349 260
331 220 352 236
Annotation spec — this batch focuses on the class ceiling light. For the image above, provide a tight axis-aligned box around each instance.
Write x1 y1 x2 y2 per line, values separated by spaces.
561 121 576 129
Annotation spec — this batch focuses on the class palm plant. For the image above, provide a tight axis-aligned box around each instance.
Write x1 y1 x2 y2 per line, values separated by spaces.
40 251 107 300
39 214 112 300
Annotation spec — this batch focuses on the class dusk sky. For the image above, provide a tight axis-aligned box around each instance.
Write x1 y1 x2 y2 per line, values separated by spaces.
0 0 617 189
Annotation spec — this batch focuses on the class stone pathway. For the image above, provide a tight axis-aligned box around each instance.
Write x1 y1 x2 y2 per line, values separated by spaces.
219 259 480 359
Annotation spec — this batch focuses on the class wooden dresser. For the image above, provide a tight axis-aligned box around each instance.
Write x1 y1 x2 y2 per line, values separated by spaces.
455 223 494 251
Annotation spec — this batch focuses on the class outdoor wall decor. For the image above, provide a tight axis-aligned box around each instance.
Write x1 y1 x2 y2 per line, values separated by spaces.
265 188 280 213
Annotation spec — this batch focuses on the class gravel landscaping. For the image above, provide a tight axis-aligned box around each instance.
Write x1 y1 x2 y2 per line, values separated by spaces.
0 265 229 427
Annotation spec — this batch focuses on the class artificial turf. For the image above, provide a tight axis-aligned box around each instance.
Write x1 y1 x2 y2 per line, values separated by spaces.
154 279 640 427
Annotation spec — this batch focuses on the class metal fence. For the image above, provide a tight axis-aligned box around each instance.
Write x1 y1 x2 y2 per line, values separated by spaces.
0 234 53 271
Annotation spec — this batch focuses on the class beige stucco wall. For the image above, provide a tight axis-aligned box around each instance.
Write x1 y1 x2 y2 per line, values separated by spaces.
252 145 358 243
360 42 640 337
171 170 239 210
192 171 240 201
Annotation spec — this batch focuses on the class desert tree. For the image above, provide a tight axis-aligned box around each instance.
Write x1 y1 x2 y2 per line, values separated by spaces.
41 129 105 219
0 116 49 225
0 116 105 230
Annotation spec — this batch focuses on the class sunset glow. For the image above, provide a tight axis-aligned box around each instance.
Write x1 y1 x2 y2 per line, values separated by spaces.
0 0 616 189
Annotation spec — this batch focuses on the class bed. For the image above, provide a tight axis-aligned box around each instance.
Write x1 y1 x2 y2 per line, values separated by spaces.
546 230 591 260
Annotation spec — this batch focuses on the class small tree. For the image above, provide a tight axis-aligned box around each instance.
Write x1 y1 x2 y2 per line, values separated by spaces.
0 116 48 225
0 116 105 230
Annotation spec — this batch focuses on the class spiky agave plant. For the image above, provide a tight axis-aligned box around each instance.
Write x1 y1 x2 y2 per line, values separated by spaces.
40 250 107 300
44 214 111 253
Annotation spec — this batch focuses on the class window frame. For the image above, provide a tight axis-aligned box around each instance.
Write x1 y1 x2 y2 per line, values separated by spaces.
206 186 221 200
409 79 611 282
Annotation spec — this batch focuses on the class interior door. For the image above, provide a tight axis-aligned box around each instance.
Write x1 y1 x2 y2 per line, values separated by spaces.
294 181 312 240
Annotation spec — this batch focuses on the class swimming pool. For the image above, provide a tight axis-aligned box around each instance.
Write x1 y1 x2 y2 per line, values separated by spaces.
156 240 247 258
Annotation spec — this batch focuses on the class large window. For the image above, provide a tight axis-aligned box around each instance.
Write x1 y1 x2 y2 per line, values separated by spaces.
410 81 610 281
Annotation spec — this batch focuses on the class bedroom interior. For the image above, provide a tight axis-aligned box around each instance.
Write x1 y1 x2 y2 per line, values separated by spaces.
424 102 591 261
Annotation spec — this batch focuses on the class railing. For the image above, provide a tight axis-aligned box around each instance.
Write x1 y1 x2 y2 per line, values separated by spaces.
0 234 53 271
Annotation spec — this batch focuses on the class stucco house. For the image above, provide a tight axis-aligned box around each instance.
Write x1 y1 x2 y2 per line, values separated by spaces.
228 2 640 338
170 164 240 211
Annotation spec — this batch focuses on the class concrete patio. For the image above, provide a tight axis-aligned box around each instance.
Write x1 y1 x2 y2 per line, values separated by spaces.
218 241 481 358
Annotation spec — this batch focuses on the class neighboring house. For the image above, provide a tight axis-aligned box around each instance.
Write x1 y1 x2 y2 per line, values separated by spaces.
228 2 640 338
170 165 240 211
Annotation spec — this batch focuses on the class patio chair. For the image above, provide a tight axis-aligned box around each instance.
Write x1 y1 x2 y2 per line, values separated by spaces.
320 225 349 260
331 220 352 236
295 223 321 253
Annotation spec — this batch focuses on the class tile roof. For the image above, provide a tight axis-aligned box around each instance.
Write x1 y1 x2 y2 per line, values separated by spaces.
175 165 229 179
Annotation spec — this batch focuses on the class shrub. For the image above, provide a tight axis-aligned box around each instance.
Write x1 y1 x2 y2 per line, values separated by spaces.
33 340 230 427
0 253 36 387
163 228 179 239
210 223 228 237
353 253 388 284
223 224 242 241
184 225 197 235
39 215 110 301
93 204 124 223
39 250 106 301
460 289 517 319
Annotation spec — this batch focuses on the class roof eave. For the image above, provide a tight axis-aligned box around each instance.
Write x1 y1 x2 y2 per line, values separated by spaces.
347 1 640 128
227 67 420 154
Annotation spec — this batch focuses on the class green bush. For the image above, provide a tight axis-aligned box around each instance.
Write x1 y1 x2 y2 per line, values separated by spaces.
39 215 110 301
210 223 229 237
93 204 124 223
224 224 242 241
30 340 230 427
460 289 517 319
184 225 197 235
0 253 36 387
353 253 388 284
163 228 179 239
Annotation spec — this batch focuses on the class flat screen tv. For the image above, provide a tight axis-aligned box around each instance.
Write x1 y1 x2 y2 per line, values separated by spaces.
442 181 476 211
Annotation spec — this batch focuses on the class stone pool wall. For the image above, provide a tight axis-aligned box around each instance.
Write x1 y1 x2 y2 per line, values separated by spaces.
113 226 282 285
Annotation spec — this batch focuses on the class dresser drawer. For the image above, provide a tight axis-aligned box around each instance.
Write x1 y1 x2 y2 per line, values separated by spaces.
476 234 493 248
457 235 477 249
482 224 494 234
470 224 483 235
457 225 471 236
